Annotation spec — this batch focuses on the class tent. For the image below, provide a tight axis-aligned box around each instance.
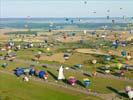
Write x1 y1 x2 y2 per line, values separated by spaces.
58 66 65 80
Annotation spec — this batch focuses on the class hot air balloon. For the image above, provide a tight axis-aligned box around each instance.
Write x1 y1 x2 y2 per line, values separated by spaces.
84 1 87 4
68 76 77 86
107 10 110 13
92 59 97 64
75 64 83 69
107 16 110 20
65 18 69 21
128 91 133 99
112 20 115 24
107 10 110 19
1 63 8 68
121 50 127 57
39 71 48 80
125 86 133 99
83 30 87 35
126 53 132 60
93 11 96 14
58 66 65 80
29 67 35 76
71 20 74 24
83 78 91 88
125 86 132 93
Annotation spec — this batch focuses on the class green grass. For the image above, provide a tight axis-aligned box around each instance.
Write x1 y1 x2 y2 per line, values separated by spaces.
0 73 102 100
0 40 133 100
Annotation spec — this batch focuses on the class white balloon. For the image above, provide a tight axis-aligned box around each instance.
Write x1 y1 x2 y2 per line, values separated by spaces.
128 91 133 99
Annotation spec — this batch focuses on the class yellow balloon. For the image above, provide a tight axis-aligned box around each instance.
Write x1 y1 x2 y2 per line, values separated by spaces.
46 48 50 51
117 63 123 69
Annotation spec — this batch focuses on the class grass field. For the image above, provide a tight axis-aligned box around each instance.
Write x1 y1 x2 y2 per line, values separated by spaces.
0 29 133 100
0 73 103 100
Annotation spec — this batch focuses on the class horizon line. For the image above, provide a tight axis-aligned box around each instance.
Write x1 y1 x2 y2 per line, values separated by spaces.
1 16 133 19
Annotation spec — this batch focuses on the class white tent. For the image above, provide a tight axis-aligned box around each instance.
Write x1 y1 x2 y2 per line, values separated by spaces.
58 66 65 80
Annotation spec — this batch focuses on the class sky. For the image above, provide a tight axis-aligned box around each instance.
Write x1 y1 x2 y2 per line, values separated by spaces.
0 0 133 18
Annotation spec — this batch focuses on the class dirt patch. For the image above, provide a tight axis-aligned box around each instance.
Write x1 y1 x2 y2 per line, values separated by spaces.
76 48 107 55
40 53 65 63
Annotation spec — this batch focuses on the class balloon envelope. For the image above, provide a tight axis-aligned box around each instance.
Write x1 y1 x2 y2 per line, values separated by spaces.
128 91 133 99
58 66 65 80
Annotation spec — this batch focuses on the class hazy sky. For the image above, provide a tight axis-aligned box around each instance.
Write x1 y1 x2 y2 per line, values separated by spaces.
0 0 133 18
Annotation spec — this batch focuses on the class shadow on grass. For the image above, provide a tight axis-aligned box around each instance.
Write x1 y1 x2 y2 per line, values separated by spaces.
62 79 70 85
83 73 91 77
47 70 57 80
70 67 77 70
83 72 92 77
111 72 120 77
106 86 128 98
96 70 105 74
77 80 85 88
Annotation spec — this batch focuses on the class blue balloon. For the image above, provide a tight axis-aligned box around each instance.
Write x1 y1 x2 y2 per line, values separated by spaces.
29 68 35 76
84 80 91 88
15 68 24 77
39 71 46 78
